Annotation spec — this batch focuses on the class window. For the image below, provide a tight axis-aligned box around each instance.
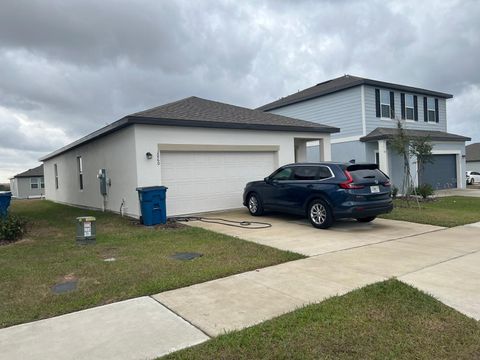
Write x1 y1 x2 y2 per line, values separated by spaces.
380 90 391 118
40 177 45 189
405 94 414 120
271 167 292 180
54 164 59 189
291 166 333 181
317 166 333 180
292 166 318 180
77 156 83 190
427 98 436 122
30 178 39 189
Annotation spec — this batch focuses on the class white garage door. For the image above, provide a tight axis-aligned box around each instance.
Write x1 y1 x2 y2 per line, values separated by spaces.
161 151 276 215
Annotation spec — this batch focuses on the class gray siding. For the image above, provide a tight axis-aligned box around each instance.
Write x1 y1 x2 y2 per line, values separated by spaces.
364 85 447 133
467 161 480 172
331 141 367 163
11 177 45 198
269 86 363 139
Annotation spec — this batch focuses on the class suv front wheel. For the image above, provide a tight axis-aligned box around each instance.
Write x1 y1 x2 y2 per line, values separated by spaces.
247 193 264 216
308 199 333 229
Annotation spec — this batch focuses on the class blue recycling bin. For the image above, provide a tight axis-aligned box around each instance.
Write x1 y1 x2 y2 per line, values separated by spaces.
136 186 168 226
0 192 12 218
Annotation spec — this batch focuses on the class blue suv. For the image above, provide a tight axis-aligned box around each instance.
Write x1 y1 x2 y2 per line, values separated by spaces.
243 162 393 229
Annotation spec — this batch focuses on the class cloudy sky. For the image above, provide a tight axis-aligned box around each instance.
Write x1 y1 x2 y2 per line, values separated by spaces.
1 0 479 182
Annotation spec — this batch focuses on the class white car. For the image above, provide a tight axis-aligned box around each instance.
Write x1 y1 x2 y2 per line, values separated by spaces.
466 171 480 185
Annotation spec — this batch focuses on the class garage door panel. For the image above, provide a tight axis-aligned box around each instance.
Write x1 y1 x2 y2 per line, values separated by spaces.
419 154 457 190
161 151 276 215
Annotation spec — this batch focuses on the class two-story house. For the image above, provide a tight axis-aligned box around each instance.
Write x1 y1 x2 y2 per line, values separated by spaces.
258 75 471 190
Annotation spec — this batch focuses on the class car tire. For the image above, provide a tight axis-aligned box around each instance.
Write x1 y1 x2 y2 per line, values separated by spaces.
308 199 333 229
247 193 264 216
356 216 376 223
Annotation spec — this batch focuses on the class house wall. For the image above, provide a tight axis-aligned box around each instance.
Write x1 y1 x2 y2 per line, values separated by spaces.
134 124 331 191
9 178 17 197
364 85 448 133
44 124 331 218
43 126 139 217
467 161 480 172
331 141 367 163
268 86 363 140
12 177 45 198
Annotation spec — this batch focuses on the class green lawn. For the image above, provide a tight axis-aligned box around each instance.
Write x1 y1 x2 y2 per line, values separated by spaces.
163 280 480 360
380 196 480 227
0 200 302 328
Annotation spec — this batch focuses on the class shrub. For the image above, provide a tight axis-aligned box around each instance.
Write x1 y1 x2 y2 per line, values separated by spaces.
0 215 28 243
416 184 434 199
391 186 398 199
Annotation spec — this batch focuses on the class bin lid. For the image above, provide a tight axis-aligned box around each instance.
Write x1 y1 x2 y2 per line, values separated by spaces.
136 186 168 192
0 192 12 196
76 216 96 222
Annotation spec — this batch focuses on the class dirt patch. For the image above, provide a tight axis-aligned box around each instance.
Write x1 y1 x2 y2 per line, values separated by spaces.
129 219 186 229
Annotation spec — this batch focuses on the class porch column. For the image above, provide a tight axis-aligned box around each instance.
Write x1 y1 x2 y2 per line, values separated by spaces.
321 137 331 161
378 140 390 176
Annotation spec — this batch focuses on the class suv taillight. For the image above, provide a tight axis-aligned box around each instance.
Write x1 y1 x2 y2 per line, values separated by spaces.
339 170 365 189
384 180 391 187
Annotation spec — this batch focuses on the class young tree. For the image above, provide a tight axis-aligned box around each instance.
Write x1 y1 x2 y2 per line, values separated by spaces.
389 119 433 206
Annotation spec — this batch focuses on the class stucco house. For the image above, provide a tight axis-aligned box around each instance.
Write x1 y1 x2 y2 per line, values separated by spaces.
259 75 471 190
466 143 480 172
40 96 338 217
10 164 45 199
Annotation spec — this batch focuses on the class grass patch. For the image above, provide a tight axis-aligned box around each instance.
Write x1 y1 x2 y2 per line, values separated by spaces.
380 196 480 227
163 280 480 360
0 200 302 328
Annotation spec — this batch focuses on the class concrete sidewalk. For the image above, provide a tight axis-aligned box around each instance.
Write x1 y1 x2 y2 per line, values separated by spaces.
155 222 480 336
1 221 479 359
0 297 209 360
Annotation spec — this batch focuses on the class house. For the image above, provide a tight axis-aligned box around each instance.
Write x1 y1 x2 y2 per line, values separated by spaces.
40 96 338 217
258 75 471 190
466 143 480 172
10 164 45 199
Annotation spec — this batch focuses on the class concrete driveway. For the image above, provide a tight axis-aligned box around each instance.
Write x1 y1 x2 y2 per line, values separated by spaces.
187 209 444 256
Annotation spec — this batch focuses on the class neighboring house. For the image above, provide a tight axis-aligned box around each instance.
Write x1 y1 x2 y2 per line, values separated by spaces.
259 75 471 190
40 96 338 217
466 143 480 172
10 165 45 199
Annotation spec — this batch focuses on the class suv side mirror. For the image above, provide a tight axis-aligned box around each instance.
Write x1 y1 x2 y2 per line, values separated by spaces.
264 177 271 184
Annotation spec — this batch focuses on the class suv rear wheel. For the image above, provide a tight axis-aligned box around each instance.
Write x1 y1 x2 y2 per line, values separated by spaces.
308 199 333 229
247 193 264 216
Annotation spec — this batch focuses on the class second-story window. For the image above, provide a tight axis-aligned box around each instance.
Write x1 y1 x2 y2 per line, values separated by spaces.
380 90 391 118
427 98 436 122
77 156 84 190
423 97 439 123
405 94 414 120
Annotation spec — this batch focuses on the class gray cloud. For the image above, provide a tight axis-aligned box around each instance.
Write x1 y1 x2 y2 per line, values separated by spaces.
1 0 479 182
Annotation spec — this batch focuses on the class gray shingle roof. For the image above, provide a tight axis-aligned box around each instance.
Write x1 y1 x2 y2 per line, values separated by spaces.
257 75 454 111
129 96 339 132
466 143 480 162
14 164 44 178
360 127 471 142
40 97 339 161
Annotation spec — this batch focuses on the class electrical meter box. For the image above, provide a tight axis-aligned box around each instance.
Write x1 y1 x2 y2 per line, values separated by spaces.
98 169 108 195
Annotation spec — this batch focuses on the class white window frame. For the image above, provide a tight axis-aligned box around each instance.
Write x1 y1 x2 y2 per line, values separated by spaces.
405 94 414 121
380 90 391 119
54 164 59 189
77 156 84 191
427 97 436 123
30 177 39 189
40 177 45 189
